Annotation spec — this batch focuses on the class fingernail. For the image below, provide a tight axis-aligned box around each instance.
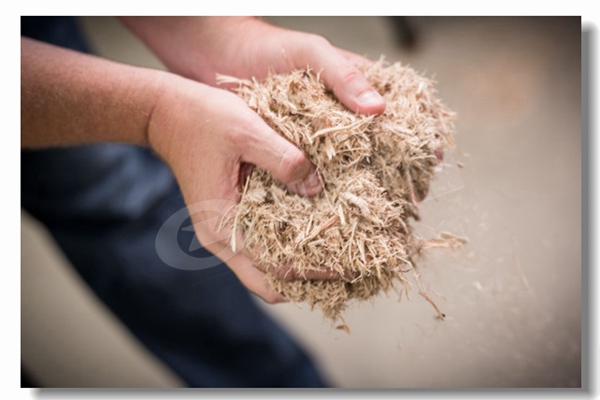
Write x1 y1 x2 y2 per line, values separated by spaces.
303 169 322 192
357 90 384 105
435 146 444 161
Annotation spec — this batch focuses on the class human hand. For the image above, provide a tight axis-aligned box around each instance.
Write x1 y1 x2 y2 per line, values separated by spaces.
121 17 386 116
149 75 346 303
21 36 339 303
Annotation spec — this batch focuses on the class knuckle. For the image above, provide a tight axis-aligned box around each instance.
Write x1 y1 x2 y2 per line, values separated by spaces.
307 34 331 49
296 32 330 48
262 291 283 304
337 65 362 85
292 33 331 60
278 148 308 184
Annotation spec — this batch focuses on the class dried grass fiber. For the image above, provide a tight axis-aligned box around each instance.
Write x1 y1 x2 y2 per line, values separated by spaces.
219 60 461 322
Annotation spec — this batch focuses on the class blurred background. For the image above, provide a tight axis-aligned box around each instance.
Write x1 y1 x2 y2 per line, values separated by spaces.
21 16 582 388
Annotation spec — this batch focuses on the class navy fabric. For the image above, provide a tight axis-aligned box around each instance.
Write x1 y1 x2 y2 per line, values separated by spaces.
21 17 326 387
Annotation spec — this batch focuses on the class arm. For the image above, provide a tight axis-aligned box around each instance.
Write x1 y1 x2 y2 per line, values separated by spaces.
119 17 386 115
21 37 161 147
21 37 332 303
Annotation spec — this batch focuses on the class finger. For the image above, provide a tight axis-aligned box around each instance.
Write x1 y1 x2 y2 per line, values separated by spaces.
277 268 345 281
194 225 287 304
226 253 287 304
254 261 353 281
240 114 322 197
241 241 356 281
291 36 386 115
238 162 254 189
435 146 444 161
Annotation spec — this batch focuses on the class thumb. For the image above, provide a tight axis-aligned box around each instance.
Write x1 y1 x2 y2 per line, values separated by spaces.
241 118 322 197
327 63 386 116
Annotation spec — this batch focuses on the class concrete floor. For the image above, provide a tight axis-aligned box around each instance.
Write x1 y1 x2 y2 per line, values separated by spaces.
21 16 582 388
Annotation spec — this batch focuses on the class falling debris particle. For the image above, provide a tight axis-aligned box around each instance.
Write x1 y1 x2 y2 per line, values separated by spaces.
419 290 446 321
336 324 352 334
220 60 463 322
421 231 469 250
457 161 465 168
512 251 534 297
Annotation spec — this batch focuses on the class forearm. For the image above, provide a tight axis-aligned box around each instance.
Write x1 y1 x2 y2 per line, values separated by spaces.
119 17 280 85
21 37 166 148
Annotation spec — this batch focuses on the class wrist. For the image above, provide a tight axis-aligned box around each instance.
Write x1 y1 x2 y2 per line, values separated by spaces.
121 16 265 85
146 73 216 163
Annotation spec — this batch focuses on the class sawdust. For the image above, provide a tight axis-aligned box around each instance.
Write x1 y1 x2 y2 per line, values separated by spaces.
218 60 464 322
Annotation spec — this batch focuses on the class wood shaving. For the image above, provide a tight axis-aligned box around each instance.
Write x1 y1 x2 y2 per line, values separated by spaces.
219 60 463 322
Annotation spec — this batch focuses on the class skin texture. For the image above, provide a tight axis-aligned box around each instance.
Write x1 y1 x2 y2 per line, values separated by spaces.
119 17 386 115
21 17 387 303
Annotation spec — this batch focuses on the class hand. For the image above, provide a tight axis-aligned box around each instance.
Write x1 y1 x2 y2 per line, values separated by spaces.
21 37 339 303
119 17 388 302
121 17 386 116
149 76 343 303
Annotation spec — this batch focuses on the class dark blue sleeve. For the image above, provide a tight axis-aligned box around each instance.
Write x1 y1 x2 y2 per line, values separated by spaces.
21 16 91 53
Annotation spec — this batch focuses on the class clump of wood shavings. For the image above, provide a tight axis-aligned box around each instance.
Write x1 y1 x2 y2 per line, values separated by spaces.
218 60 465 322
